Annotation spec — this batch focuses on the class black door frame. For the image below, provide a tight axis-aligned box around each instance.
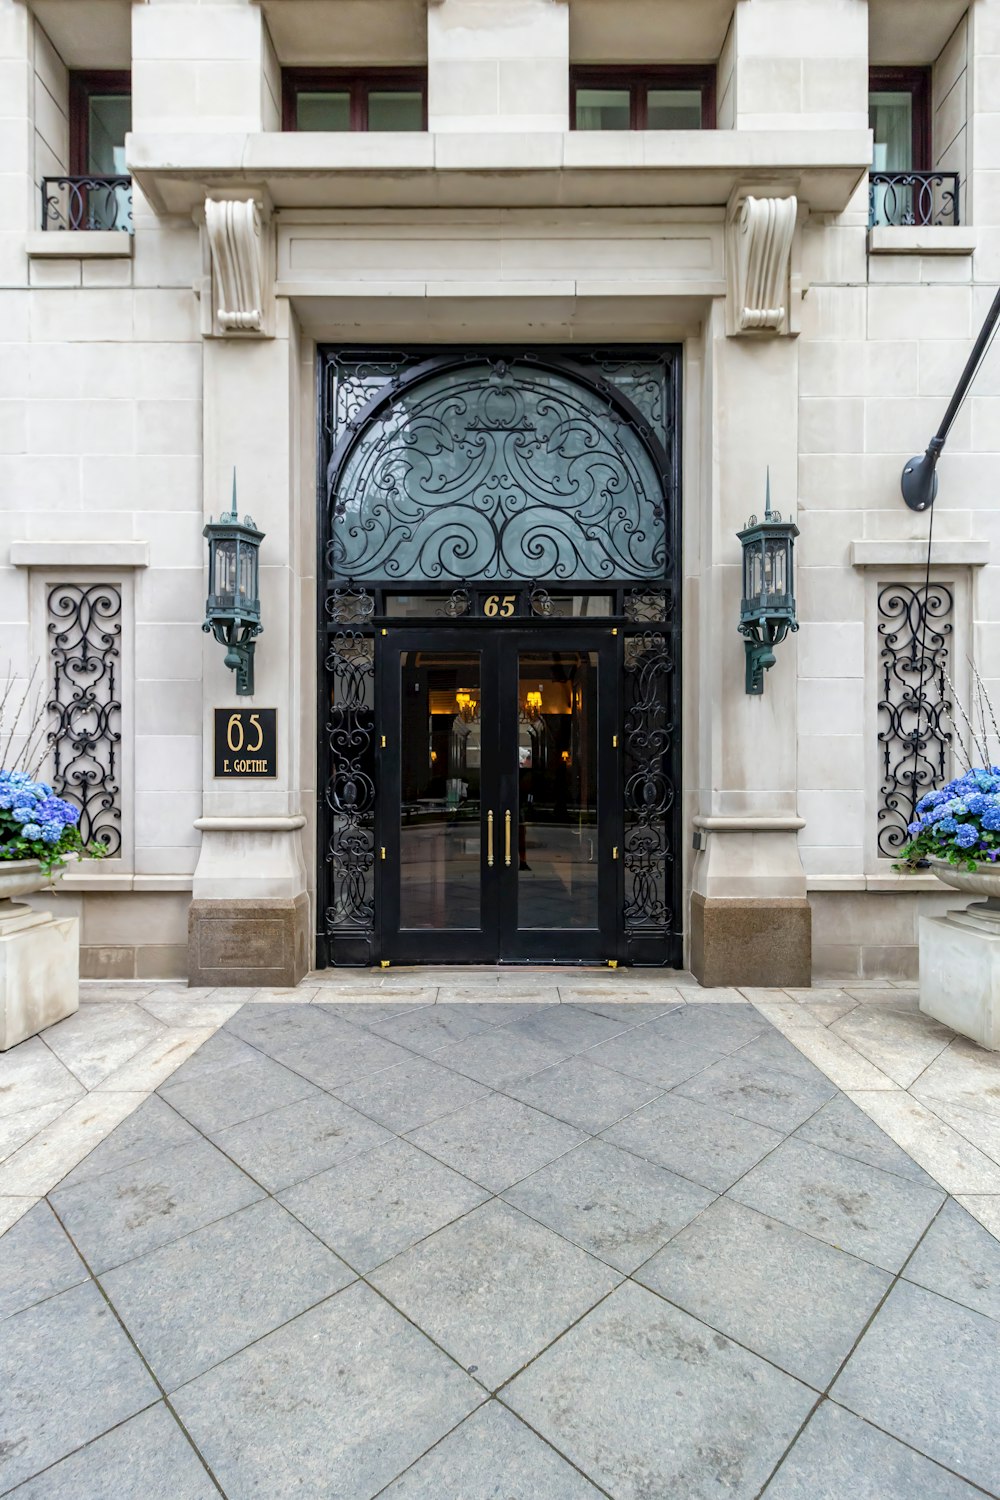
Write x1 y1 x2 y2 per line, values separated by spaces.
378 625 620 965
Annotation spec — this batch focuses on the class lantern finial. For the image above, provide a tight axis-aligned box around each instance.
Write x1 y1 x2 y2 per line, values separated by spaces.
764 466 772 521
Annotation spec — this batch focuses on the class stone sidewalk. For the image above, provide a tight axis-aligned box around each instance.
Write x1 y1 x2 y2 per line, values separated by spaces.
1 977 999 1496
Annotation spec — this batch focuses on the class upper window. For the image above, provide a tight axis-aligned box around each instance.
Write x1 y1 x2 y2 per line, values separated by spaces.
869 68 930 174
282 69 426 131
571 67 715 130
69 71 131 176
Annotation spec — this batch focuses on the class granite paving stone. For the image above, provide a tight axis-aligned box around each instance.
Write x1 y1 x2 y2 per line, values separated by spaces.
727 1136 945 1272
501 1004 639 1054
437 1001 560 1027
603 1091 784 1194
732 1029 838 1084
760 1400 982 1499
407 1092 586 1193
0 1200 88 1321
160 1045 320 1134
559 995 684 1020
502 1054 664 1134
832 1280 1000 1492
636 1197 891 1388
222 1003 349 1052
901 1198 1000 1321
673 1054 838 1134
49 1136 265 1274
504 1138 714 1273
793 1094 938 1188
279 1136 489 1272
503 1280 816 1500
0 1036 84 1119
583 1028 725 1090
644 1003 769 1055
100 1199 354 1390
209 1091 393 1193
0 1280 159 1493
54 1094 200 1190
369 1199 621 1390
366 1004 497 1054
39 1004 165 1089
171 1282 484 1500
379 1400 606 1498
332 1052 490 1133
0 1100 70 1165
7 1403 221 1500
268 1027 420 1092
432 1027 569 1086
316 999 435 1024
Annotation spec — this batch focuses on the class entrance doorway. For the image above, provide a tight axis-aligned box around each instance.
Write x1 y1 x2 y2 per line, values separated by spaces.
380 627 618 963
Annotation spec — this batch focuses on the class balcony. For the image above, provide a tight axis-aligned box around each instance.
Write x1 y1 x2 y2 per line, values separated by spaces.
868 170 960 228
40 176 133 233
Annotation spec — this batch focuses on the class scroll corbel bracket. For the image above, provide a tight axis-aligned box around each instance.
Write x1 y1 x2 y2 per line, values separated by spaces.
726 190 799 338
203 197 274 339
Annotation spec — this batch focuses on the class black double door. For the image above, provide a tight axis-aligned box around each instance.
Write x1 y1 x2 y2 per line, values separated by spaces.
379 627 620 963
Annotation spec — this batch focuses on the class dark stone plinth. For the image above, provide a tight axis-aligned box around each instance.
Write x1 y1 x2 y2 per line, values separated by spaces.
187 894 309 988
690 893 812 989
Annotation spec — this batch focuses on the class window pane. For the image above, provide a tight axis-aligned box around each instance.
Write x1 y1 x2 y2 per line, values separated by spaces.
575 87 630 130
870 90 913 171
368 90 423 131
87 94 130 174
646 88 702 129
297 91 351 131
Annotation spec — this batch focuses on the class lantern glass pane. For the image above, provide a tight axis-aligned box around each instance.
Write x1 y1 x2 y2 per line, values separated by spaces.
214 538 237 597
238 542 255 602
750 544 764 602
767 540 786 596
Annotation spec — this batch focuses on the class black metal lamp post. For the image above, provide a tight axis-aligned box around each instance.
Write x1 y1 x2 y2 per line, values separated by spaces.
202 475 264 696
737 474 799 695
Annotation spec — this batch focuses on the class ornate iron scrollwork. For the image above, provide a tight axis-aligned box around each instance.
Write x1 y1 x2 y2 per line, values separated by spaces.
47 584 123 855
529 587 554 618
437 588 472 618
326 583 375 625
323 631 376 938
623 628 677 937
877 583 954 858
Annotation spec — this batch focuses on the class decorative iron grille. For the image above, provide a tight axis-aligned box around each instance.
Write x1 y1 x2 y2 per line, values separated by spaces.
321 587 376 957
41 176 133 233
868 171 959 228
47 583 123 856
623 616 679 954
877 582 954 857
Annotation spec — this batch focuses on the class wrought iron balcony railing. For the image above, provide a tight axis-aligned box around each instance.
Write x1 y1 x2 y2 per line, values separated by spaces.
868 170 960 228
41 176 133 233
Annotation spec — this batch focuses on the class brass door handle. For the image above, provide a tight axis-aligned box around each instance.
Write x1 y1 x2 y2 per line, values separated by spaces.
487 810 494 867
505 809 512 866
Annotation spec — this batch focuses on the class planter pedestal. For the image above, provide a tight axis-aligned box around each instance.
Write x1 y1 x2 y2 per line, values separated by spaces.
920 861 1000 1051
0 864 79 1052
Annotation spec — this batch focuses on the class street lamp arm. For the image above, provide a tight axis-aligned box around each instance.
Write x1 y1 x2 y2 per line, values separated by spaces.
901 283 1000 511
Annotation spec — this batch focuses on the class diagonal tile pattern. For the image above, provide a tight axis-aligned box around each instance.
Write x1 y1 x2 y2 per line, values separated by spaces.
0 974 999 1498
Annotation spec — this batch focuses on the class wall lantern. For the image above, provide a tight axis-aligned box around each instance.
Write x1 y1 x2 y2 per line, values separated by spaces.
202 474 264 696
737 473 799 695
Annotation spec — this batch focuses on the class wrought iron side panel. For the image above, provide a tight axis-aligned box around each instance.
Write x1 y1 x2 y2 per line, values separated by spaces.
47 583 123 855
877 582 954 858
320 586 376 961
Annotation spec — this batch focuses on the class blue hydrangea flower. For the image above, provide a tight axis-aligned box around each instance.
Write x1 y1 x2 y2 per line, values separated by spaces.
934 817 958 835
955 824 980 849
19 822 42 840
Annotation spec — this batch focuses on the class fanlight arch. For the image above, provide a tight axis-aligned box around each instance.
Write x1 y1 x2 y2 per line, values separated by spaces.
325 355 670 584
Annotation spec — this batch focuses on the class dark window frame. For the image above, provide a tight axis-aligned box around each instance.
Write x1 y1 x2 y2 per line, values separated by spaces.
69 70 131 175
281 67 428 131
570 65 716 130
869 66 931 171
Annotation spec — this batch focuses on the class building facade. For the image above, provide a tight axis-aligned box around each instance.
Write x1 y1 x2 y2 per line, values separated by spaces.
1 0 997 986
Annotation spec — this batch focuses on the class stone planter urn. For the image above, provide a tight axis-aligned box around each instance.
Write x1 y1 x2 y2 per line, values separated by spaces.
0 859 79 1051
919 857 1000 1051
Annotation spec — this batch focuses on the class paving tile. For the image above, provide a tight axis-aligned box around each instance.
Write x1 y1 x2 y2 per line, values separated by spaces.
503 1054 663 1133
916 1093 1000 1168
370 1199 620 1390
50 1136 265 1274
139 996 241 1027
0 1099 70 1164
408 1093 586 1193
160 1043 320 1133
564 995 684 1021
760 1399 981 1499
504 1280 815 1500
956 1193 1000 1241
93 1028 218 1094
39 1004 165 1089
902 1198 1000 1322
832 1279 1000 1492
793 1095 938 1188
154 1027 251 1082
728 1137 945 1273
210 1091 393 1192
171 1282 483 1500
270 1027 419 1093
505 1138 713 1273
0 1199 88 1320
0 1091 147 1199
0 1196 33 1236
849 1089 1000 1196
604 1091 784 1194
643 1003 769 1054
101 1199 354 1390
761 1022 897 1092
317 999 435 1024
433 1027 568 1086
333 1053 490 1133
0 1280 158 1493
502 1004 640 1054
584 1027 724 1090
55 1094 199 1191
830 1006 953 1088
7 1403 220 1500
732 1028 836 1084
910 1039 1000 1121
674 1054 837 1134
223 1002 349 1052
380 1400 606 1498
442 1001 560 1027
367 1004 497 1054
78 983 157 1002
636 1197 891 1388
280 1136 488 1272
0 1036 84 1119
